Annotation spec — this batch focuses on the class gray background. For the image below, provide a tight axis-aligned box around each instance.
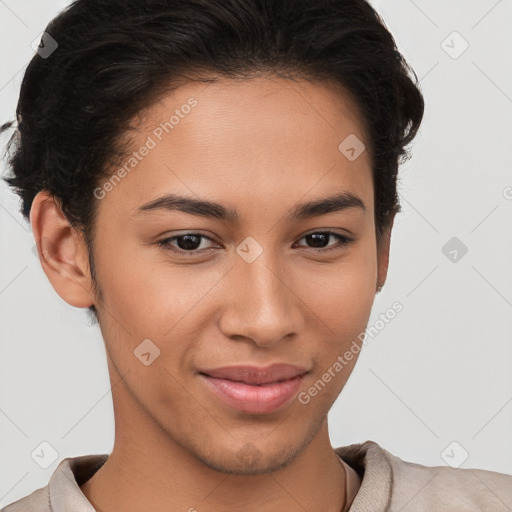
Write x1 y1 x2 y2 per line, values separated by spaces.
1 0 511 506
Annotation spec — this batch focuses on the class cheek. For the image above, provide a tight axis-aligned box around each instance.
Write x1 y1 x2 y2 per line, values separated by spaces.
305 239 377 388
92 234 207 326
304 240 378 332
299 266 375 411
92 240 230 368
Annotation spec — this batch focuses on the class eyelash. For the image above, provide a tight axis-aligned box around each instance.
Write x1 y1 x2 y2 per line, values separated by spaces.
156 231 354 256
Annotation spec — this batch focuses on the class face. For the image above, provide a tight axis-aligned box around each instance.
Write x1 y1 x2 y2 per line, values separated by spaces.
39 76 392 475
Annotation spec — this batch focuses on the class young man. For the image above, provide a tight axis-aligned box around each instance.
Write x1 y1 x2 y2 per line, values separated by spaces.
1 0 511 510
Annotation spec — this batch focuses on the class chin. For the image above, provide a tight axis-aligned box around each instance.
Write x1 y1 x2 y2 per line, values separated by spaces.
198 447 295 475
190 429 316 476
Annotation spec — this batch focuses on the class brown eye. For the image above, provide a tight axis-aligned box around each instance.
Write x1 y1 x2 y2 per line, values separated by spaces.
157 233 217 255
294 231 354 251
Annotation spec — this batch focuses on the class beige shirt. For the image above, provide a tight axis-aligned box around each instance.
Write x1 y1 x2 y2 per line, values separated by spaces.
2 440 511 511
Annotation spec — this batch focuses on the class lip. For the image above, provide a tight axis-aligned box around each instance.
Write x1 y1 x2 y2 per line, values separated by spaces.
198 364 309 414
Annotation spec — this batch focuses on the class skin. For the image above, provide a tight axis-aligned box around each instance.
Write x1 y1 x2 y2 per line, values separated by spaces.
30 75 394 512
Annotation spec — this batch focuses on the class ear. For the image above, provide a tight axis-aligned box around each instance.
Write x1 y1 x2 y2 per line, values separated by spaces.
30 190 95 308
375 212 396 293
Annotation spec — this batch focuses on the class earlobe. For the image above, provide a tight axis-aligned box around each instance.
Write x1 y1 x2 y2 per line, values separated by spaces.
30 191 95 308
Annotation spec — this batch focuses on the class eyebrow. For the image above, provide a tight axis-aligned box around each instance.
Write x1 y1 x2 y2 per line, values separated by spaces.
135 191 366 222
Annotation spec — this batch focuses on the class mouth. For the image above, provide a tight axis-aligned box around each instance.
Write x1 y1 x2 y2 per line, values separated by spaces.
197 363 309 414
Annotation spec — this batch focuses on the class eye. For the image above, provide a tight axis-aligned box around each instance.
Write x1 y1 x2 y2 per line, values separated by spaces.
293 231 354 252
157 233 218 255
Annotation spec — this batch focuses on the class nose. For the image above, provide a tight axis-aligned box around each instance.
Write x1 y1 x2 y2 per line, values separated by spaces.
218 253 304 347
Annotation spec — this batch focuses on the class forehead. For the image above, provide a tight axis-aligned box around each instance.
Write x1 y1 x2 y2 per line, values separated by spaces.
142 75 368 152
97 75 373 219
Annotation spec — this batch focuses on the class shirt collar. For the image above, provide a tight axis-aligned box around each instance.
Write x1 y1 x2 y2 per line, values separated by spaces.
336 440 393 511
49 453 108 512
